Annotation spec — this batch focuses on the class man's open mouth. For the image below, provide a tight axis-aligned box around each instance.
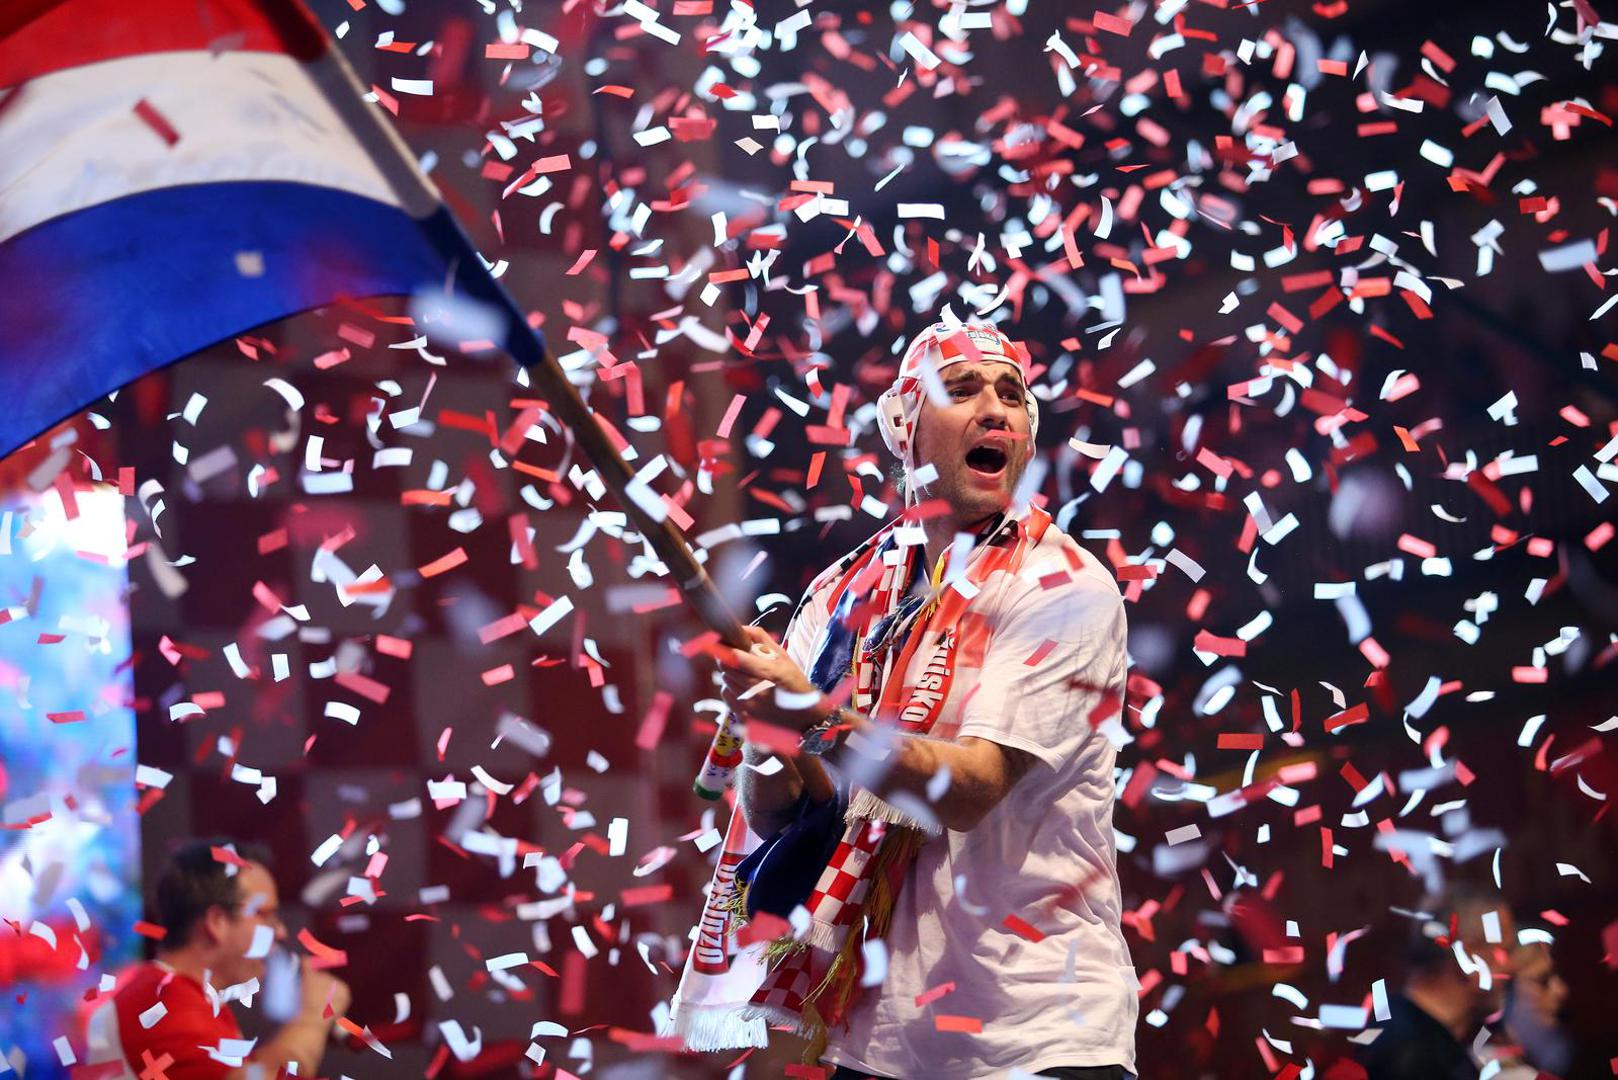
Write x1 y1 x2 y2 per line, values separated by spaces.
964 444 1008 476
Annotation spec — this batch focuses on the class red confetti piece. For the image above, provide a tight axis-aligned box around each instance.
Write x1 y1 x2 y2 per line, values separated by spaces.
1395 533 1437 559
1022 639 1058 666
620 884 674 907
478 612 529 644
1092 10 1133 35
933 1014 983 1033
375 635 412 659
1195 446 1233 479
132 98 179 145
565 248 597 275
335 670 390 704
1002 914 1046 942
559 950 587 1016
417 547 468 578
742 718 800 756
1193 630 1246 657
1324 703 1369 733
635 691 672 751
297 927 347 969
672 626 724 663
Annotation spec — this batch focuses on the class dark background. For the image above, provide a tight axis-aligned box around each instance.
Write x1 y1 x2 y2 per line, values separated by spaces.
10 0 1616 1076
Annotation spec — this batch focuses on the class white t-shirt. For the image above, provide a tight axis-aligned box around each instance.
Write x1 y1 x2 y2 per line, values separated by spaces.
782 523 1137 1079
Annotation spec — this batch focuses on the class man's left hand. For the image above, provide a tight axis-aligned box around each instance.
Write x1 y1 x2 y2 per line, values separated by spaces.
718 625 824 733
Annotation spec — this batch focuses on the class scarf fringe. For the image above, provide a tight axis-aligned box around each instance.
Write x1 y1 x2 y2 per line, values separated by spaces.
803 917 845 954
664 1002 771 1051
846 788 942 837
741 1001 817 1039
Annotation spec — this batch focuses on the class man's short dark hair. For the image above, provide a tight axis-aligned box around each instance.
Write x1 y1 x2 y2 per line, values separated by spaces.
153 838 272 948
1406 879 1506 976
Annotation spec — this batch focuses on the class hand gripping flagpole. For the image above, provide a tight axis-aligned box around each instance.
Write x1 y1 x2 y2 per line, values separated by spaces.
278 0 801 800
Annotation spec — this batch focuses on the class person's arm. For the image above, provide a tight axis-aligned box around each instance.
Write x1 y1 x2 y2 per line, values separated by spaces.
244 1016 328 1078
735 738 807 838
719 629 1038 831
828 720 1036 832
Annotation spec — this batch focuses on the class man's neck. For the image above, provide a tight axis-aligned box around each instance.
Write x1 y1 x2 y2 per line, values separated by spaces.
1403 978 1474 1043
920 512 998 576
155 946 212 988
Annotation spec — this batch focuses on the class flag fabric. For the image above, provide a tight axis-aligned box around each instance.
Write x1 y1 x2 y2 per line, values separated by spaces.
0 0 542 459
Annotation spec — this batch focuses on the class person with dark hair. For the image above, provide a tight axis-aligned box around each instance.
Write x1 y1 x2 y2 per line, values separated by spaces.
1357 884 1516 1080
77 839 350 1079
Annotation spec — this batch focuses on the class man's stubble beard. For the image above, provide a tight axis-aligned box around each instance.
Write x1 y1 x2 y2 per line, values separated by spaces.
931 449 1029 531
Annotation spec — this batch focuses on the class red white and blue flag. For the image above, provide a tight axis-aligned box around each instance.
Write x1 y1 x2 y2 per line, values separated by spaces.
0 0 543 458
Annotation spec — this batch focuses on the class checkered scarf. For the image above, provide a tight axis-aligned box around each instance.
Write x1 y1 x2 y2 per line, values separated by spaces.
668 504 1052 1055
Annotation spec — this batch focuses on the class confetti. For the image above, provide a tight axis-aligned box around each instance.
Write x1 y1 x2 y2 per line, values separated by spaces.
4 2 1614 1077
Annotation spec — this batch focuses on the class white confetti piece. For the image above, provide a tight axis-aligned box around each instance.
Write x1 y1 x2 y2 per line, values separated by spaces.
135 764 172 789
529 595 574 637
1165 824 1201 845
898 31 942 70
245 923 274 959
1572 464 1609 503
486 952 529 972
440 1021 483 1062
310 833 343 867
1165 549 1205 581
860 939 889 986
1539 239 1598 272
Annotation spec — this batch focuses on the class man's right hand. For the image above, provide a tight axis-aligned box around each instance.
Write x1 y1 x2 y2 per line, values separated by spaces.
299 963 351 1021
252 962 353 1078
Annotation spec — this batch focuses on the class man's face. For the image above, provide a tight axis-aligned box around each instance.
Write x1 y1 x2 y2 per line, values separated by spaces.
1458 903 1517 1019
217 862 283 988
909 359 1032 530
1509 943 1568 1029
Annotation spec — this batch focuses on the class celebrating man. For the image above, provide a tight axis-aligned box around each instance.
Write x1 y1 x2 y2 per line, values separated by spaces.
78 839 350 1080
670 321 1137 1079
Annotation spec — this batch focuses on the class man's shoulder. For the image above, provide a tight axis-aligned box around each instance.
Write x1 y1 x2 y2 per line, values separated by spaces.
112 962 221 1025
998 523 1122 614
1356 994 1474 1079
112 961 173 1004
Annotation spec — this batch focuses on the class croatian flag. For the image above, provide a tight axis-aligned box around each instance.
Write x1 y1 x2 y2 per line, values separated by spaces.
0 0 544 459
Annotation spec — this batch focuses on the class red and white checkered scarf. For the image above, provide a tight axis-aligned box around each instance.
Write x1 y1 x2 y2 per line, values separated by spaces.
668 504 1052 1055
